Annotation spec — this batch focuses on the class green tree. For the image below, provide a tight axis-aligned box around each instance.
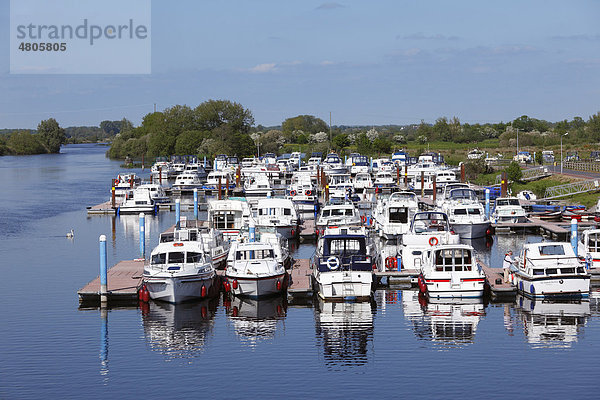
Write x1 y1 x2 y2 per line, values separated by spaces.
355 133 371 152
535 151 543 165
372 137 392 153
194 100 254 134
282 115 328 137
37 118 65 153
6 131 46 154
175 130 209 155
432 117 451 141
506 161 523 182
333 133 350 148
147 131 176 157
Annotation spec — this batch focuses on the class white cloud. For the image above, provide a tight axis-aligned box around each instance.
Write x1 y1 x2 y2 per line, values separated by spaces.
248 63 277 73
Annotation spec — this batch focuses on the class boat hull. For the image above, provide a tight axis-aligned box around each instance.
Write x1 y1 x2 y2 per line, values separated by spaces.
514 274 590 298
226 273 287 298
313 270 373 300
144 273 219 303
451 221 490 239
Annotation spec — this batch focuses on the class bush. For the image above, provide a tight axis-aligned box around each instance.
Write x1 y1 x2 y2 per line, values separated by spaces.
506 161 523 182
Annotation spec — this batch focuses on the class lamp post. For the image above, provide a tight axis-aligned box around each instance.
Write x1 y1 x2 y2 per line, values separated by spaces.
561 132 569 174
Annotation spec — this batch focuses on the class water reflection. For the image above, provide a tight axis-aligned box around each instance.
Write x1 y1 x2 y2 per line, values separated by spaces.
141 299 217 359
117 213 161 243
402 290 485 348
225 295 287 348
314 300 375 369
514 295 590 348
99 308 109 380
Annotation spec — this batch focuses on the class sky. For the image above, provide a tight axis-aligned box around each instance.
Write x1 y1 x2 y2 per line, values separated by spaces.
1 0 599 129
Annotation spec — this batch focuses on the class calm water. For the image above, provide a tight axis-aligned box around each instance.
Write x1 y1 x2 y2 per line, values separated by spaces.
1 144 600 399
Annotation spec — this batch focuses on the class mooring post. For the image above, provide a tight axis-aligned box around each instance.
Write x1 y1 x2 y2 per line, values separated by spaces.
396 254 402 271
226 177 230 197
460 163 465 183
571 218 578 256
139 213 145 259
175 199 181 228
249 221 256 242
203 156 207 168
432 174 437 201
193 188 198 220
314 202 319 233
99 235 108 304
485 188 490 220
396 166 400 185
501 171 507 197
218 176 222 200
111 181 116 208
159 166 162 185
404 164 408 186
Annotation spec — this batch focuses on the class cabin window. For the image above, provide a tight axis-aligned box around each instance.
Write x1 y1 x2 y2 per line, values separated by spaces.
468 208 481 215
454 209 467 215
168 252 185 264
533 269 544 275
434 248 472 272
151 253 166 265
546 268 558 275
186 252 203 263
389 207 408 223
578 267 585 273
328 238 363 255
539 245 565 256
323 210 331 217
236 249 275 260
284 208 291 216
214 211 237 229
560 267 575 274
588 234 600 251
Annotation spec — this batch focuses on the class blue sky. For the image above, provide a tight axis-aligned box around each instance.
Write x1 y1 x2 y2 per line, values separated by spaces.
1 0 600 128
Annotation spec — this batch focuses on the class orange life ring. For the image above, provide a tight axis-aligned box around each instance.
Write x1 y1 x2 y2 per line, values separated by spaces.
305 190 313 196
290 190 296 196
361 215 366 223
385 256 397 270
429 236 439 246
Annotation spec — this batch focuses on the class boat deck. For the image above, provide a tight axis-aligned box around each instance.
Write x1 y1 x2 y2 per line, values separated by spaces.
86 201 117 215
78 259 144 305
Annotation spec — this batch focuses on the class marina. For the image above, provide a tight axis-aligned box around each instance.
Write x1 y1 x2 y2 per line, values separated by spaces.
6 145 600 399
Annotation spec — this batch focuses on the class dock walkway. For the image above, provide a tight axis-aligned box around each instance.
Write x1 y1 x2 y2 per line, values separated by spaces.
287 258 313 299
478 261 516 299
78 259 144 305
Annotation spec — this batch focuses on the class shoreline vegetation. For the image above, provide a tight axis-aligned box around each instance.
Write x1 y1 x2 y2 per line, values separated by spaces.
2 100 599 162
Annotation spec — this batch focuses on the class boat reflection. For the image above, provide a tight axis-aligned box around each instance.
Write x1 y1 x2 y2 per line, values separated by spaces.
116 213 160 243
402 290 485 347
224 295 287 348
314 300 375 369
141 299 217 359
514 294 590 348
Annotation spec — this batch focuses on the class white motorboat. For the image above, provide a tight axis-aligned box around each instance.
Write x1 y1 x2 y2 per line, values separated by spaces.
467 149 485 160
511 242 590 298
287 173 318 212
439 187 490 239
400 211 461 270
327 173 354 201
435 170 458 187
373 171 395 188
579 228 600 268
213 154 228 171
183 163 208 181
255 198 300 239
225 240 287 297
436 183 470 208
517 190 537 201
144 228 219 303
312 225 374 300
316 203 362 233
118 187 156 215
322 152 347 174
160 226 231 270
151 161 174 180
492 197 528 223
244 173 273 197
348 154 369 175
208 198 253 239
204 170 235 190
352 173 373 192
137 183 169 204
373 191 419 239
418 244 485 298
372 158 394 173
113 172 141 202
172 171 203 191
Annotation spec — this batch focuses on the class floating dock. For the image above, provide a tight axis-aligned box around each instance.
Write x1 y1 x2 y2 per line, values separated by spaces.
287 258 313 299
86 201 117 215
78 259 144 305
478 262 516 299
